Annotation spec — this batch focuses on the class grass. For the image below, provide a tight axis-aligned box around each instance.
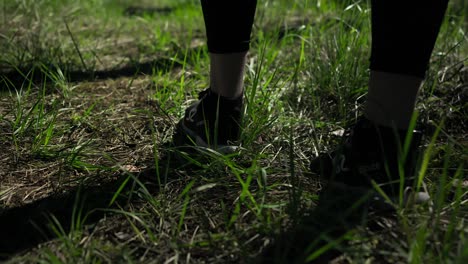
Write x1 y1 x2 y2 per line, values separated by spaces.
0 0 467 263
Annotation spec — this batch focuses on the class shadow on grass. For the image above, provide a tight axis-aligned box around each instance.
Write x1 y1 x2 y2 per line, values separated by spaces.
123 6 174 17
0 151 184 260
256 184 376 263
0 57 183 91
0 19 322 92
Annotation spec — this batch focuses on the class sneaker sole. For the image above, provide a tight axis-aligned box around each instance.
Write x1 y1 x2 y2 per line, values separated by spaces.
323 181 430 213
174 121 240 155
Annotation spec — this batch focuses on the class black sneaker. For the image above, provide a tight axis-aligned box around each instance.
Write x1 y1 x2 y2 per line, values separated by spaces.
310 117 429 209
174 88 243 154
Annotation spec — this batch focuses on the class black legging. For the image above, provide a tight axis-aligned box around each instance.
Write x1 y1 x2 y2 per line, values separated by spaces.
200 0 449 78
200 0 257 54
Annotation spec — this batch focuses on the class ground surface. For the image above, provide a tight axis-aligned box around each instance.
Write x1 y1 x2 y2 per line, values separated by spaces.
0 0 467 263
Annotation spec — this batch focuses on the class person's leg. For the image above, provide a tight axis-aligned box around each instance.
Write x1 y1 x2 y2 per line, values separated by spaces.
201 0 257 99
175 1 257 152
365 0 449 129
312 0 449 203
355 0 449 197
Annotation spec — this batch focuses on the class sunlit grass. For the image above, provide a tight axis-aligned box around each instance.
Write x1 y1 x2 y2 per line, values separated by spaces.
0 0 466 263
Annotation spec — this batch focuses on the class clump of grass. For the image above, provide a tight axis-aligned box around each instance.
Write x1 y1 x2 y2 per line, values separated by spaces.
0 0 466 263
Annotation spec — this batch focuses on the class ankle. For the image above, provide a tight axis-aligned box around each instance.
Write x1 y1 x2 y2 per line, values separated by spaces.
210 52 247 98
365 71 422 129
208 88 243 100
